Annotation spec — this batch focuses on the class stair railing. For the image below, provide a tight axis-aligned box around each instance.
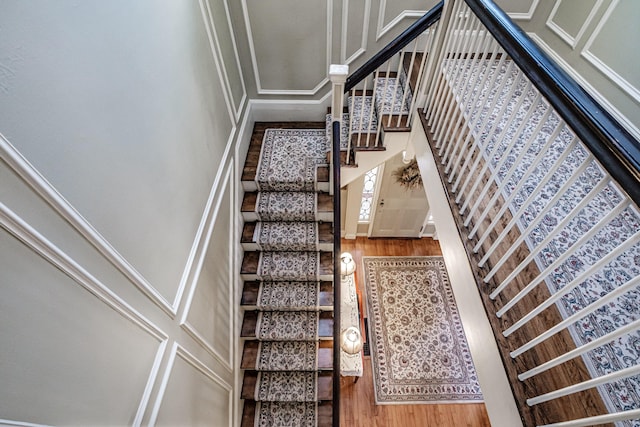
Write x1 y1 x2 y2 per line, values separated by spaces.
417 0 640 426
330 1 444 166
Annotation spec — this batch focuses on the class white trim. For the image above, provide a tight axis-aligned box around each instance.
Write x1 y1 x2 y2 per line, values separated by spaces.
0 203 168 342
179 164 234 372
376 1 425 41
198 0 235 125
173 123 236 313
505 0 539 21
546 0 604 49
0 421 52 427
528 33 640 140
0 133 175 315
241 0 333 96
581 0 640 103
341 0 371 65
248 92 332 122
201 0 247 120
149 342 233 427
133 339 170 427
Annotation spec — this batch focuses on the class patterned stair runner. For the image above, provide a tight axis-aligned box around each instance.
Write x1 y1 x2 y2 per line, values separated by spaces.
240 126 334 427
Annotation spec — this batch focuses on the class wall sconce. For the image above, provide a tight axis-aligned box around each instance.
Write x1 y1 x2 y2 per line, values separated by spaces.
341 326 363 354
340 252 356 278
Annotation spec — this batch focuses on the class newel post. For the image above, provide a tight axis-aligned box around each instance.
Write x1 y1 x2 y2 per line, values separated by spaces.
329 64 349 196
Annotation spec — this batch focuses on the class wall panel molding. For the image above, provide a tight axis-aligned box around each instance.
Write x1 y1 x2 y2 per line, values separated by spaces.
0 201 169 425
241 0 333 95
149 343 233 427
179 163 234 372
341 0 371 64
376 1 425 41
529 33 640 140
504 0 539 20
546 0 604 48
201 0 247 120
0 133 176 316
581 0 640 104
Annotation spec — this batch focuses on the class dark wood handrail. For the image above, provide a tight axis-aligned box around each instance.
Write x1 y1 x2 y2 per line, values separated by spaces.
465 0 640 205
344 1 444 93
331 120 342 427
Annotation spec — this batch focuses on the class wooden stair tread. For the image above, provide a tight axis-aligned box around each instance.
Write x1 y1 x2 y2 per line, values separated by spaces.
241 251 334 276
242 122 325 182
241 310 334 339
241 371 333 401
241 222 334 245
241 192 334 214
241 281 334 307
241 400 333 427
241 341 333 370
380 114 411 132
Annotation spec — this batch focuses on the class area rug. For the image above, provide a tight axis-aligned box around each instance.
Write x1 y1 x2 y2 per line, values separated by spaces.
446 59 640 425
255 129 327 192
362 256 483 404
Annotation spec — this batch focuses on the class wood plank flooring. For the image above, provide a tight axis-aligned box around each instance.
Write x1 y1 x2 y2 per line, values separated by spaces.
339 237 491 427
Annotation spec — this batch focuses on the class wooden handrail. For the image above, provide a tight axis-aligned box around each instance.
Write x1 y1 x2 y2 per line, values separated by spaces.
464 0 640 204
344 1 444 93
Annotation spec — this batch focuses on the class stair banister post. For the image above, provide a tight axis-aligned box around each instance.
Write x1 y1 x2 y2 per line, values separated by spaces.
329 64 350 193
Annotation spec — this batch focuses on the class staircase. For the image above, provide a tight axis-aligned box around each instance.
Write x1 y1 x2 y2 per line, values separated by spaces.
240 123 334 427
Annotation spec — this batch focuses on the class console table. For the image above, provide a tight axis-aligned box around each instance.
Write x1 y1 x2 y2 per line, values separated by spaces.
340 274 363 379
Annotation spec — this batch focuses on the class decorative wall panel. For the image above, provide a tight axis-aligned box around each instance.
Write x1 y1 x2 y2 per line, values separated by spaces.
242 0 332 94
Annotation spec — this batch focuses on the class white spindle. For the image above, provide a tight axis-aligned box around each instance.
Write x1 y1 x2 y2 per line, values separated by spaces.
538 409 640 427
445 38 499 175
482 155 593 279
488 174 608 294
473 128 571 252
528 362 640 406
468 106 554 238
426 0 465 131
462 90 543 221
434 14 479 146
519 317 640 380
478 138 579 268
512 274 640 358
503 228 640 337
496 196 626 312
439 17 486 162
456 77 531 208
450 56 514 190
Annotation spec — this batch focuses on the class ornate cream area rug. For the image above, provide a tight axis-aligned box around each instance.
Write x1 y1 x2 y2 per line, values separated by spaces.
362 256 483 404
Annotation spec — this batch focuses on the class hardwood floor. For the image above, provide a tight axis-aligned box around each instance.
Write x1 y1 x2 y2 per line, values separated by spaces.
339 237 491 427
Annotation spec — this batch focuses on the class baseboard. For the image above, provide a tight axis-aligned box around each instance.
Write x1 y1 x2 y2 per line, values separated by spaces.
248 92 331 123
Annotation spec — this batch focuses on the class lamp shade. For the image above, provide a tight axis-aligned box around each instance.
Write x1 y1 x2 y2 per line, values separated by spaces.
341 326 363 354
340 252 356 277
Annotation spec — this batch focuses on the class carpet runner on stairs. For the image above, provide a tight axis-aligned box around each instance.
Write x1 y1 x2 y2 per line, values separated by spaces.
240 125 334 427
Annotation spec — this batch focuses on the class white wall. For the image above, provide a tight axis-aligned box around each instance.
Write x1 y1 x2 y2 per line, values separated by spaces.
0 1 247 425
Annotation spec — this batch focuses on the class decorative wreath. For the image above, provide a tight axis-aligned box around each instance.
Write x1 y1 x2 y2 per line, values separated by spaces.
393 158 423 190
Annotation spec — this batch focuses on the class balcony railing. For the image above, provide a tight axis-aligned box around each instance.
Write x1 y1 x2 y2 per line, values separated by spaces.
331 0 640 426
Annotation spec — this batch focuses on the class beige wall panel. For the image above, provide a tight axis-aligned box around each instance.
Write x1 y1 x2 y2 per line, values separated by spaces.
0 1 234 306
155 347 231 427
184 174 233 368
495 0 538 19
244 0 330 93
0 228 161 425
549 0 598 42
206 0 246 115
584 0 640 92
342 0 370 64
377 0 438 39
